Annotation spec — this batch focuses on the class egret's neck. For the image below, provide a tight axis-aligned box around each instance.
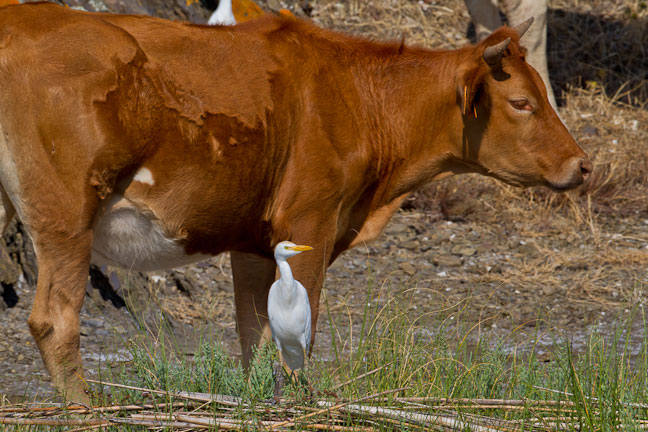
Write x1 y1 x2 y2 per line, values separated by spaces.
216 0 233 16
276 259 296 295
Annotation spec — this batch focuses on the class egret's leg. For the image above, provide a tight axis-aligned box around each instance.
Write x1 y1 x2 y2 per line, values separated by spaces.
303 348 308 369
231 252 277 368
274 351 286 399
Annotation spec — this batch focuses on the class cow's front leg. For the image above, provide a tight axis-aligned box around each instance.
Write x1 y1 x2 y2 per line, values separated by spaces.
27 231 93 404
285 240 330 355
231 251 277 368
280 218 336 356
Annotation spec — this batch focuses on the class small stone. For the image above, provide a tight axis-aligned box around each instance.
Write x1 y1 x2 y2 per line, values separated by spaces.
428 232 451 245
542 286 555 296
399 262 416 275
388 222 408 234
451 244 477 256
266 0 282 10
434 255 462 267
582 124 599 136
401 240 418 250
519 243 537 256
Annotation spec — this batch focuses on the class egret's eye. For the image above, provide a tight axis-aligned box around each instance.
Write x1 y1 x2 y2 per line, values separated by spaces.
509 98 533 112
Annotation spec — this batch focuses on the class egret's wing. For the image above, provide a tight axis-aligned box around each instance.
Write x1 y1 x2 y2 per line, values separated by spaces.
297 280 312 351
267 280 281 343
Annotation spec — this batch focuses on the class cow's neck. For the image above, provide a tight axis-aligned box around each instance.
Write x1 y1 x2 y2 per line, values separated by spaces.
330 48 472 254
355 49 469 208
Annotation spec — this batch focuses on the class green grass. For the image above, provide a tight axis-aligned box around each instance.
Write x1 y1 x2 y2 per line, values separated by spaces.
2 292 647 431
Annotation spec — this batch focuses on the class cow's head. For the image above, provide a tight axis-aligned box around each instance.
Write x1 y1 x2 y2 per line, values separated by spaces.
456 18 591 191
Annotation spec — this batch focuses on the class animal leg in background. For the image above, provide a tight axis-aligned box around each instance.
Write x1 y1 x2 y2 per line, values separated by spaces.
464 0 501 41
500 0 554 108
464 0 556 108
231 251 277 367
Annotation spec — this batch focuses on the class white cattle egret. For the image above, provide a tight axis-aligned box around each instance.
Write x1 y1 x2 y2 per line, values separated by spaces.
268 241 313 375
207 0 237 26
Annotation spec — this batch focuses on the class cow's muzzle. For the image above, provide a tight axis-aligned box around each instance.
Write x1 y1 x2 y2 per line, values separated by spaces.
546 156 593 191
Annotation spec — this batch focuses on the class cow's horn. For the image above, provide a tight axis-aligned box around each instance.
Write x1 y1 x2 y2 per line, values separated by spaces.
512 17 534 39
483 37 510 66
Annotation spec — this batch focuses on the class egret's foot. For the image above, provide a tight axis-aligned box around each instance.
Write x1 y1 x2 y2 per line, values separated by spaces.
262 396 281 405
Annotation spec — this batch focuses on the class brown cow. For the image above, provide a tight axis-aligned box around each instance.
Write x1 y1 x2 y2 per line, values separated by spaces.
0 3 590 402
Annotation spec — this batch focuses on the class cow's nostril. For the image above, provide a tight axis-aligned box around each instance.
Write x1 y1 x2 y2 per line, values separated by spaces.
580 158 593 180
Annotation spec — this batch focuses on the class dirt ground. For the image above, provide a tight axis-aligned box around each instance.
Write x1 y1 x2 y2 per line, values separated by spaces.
0 0 646 401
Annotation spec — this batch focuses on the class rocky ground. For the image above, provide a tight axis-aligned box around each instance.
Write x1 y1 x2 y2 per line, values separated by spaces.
1 204 646 400
1 0 646 402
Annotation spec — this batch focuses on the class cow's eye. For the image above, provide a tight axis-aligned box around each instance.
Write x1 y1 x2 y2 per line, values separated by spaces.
510 98 533 112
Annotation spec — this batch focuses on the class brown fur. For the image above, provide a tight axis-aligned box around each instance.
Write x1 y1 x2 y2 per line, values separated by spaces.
0 3 590 402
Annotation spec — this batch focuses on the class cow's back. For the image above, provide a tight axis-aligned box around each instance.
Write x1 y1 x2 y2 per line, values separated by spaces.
99 14 278 128
0 3 148 226
0 4 287 252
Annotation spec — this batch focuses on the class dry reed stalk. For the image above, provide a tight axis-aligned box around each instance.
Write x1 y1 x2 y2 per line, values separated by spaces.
372 397 577 407
317 401 509 432
109 417 205 428
301 423 375 431
66 424 109 432
534 386 648 409
0 402 186 415
269 386 410 430
389 404 577 413
86 378 243 406
131 413 258 429
0 417 110 427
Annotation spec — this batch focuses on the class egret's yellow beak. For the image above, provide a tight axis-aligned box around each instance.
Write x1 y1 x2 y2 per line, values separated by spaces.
288 245 313 252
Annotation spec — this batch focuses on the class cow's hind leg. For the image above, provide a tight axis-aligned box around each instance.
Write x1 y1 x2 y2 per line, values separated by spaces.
230 251 276 368
27 231 93 404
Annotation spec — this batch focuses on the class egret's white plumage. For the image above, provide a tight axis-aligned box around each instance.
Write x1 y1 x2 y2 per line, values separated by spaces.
207 0 237 26
267 241 313 371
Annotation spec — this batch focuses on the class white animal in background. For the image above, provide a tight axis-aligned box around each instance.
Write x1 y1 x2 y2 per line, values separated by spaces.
208 0 236 26
464 0 556 108
268 241 313 375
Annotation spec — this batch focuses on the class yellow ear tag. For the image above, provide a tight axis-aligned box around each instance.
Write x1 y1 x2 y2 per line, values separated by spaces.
463 86 468 115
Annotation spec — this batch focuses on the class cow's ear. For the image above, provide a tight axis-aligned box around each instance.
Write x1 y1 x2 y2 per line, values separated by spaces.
457 63 487 116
